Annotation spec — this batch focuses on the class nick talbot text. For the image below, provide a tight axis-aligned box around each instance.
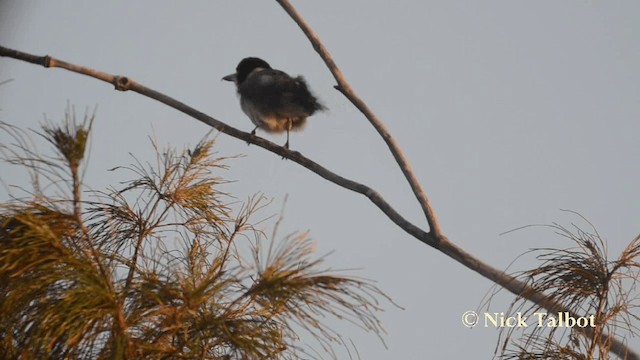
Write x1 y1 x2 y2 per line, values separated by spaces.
484 312 596 329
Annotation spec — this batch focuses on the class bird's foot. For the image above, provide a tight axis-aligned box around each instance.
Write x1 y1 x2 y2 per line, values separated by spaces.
247 129 257 146
281 141 290 160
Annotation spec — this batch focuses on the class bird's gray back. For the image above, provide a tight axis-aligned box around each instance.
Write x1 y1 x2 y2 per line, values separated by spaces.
238 70 324 118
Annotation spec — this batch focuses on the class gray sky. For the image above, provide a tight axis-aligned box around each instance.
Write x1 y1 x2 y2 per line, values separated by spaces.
1 1 639 358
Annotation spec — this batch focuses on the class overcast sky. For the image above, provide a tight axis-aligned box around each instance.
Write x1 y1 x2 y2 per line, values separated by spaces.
1 1 639 358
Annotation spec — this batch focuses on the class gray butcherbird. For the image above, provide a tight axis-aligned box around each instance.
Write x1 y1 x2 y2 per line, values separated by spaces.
222 57 325 149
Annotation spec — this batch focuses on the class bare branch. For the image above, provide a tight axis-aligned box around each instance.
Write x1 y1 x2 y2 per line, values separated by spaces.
275 0 443 237
0 45 429 245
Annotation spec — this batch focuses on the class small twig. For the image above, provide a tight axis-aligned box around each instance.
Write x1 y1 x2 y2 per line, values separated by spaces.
275 0 442 237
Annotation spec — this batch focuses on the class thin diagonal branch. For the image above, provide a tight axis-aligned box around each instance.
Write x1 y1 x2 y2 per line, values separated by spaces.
1 45 637 360
275 0 443 237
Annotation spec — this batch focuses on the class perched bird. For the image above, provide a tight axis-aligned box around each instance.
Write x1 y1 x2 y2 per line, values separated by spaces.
222 57 325 149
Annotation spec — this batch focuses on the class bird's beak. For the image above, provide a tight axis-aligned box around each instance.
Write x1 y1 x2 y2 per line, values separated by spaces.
222 73 237 82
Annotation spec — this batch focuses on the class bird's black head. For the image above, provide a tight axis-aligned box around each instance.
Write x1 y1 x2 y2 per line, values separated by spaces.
233 57 271 84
